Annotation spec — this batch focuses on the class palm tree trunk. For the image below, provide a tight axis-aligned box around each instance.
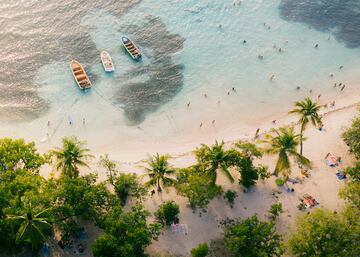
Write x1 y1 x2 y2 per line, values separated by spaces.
157 178 162 192
300 126 304 156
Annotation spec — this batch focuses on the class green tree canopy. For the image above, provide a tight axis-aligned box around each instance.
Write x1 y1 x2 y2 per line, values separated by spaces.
93 205 161 257
224 215 283 257
0 138 44 173
176 167 222 209
7 200 52 251
50 136 94 179
113 173 147 206
289 208 360 257
342 115 360 159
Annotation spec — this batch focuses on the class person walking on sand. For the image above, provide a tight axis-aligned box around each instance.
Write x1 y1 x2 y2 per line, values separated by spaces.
270 74 275 81
200 123 203 128
187 102 190 108
341 85 345 91
317 94 321 100
83 118 85 125
151 189 156 197
255 128 260 139
47 121 50 127
212 120 216 124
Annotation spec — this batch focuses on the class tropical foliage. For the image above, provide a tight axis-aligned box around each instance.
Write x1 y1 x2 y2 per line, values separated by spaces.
7 200 52 251
176 166 222 209
50 137 93 179
93 205 161 257
289 97 322 155
289 208 360 257
223 215 283 257
191 243 209 257
194 141 239 183
144 154 175 192
342 115 360 159
154 200 180 226
262 127 310 179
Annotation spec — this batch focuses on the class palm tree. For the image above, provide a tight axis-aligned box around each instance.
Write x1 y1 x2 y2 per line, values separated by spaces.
50 137 94 179
7 201 52 251
144 154 175 192
262 127 310 180
194 141 239 183
289 97 322 155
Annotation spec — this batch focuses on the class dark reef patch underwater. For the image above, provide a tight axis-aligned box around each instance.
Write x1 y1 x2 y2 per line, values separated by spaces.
0 0 184 125
279 0 360 48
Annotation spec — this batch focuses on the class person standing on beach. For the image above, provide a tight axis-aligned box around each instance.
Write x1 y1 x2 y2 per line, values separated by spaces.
255 128 260 139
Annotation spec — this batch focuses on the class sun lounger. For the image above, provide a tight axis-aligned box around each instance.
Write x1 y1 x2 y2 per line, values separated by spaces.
288 178 300 184
326 155 338 167
336 172 346 180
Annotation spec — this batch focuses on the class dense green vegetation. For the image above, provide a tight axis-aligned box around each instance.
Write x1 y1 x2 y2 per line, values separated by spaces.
223 215 284 257
191 243 209 257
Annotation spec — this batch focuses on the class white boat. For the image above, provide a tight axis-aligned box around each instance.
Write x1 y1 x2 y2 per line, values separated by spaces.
100 51 114 72
122 36 142 61
70 60 92 90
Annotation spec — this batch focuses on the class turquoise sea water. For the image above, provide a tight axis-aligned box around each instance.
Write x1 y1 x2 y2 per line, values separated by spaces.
0 0 360 155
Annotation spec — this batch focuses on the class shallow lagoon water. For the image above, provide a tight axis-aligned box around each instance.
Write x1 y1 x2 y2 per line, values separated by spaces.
0 0 360 158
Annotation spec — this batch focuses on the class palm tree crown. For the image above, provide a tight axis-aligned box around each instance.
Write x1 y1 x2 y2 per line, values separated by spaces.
144 154 175 192
289 97 322 155
7 201 52 250
51 137 94 179
194 141 239 183
262 127 310 179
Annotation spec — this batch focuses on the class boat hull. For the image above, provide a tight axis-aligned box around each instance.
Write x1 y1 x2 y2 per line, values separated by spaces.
101 51 115 72
70 60 92 90
122 36 142 61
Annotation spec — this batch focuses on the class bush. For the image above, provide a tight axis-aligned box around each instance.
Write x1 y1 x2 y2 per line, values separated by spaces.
268 203 283 220
275 178 285 186
113 173 147 206
224 215 283 257
155 201 180 226
191 243 209 257
224 190 237 208
342 115 360 159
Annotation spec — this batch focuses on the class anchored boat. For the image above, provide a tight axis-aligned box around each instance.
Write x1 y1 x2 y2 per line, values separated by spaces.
70 60 92 90
122 36 142 61
100 51 114 72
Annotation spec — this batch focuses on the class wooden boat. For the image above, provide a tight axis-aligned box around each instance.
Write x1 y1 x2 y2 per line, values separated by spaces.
100 51 114 72
122 36 142 60
70 60 92 90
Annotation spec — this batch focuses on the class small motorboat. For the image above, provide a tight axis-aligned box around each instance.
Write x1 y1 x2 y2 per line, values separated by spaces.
122 36 142 61
100 51 114 72
70 60 92 90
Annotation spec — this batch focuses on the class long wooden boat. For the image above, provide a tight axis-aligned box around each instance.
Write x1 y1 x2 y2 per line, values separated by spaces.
100 51 115 72
70 60 92 90
122 36 142 61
